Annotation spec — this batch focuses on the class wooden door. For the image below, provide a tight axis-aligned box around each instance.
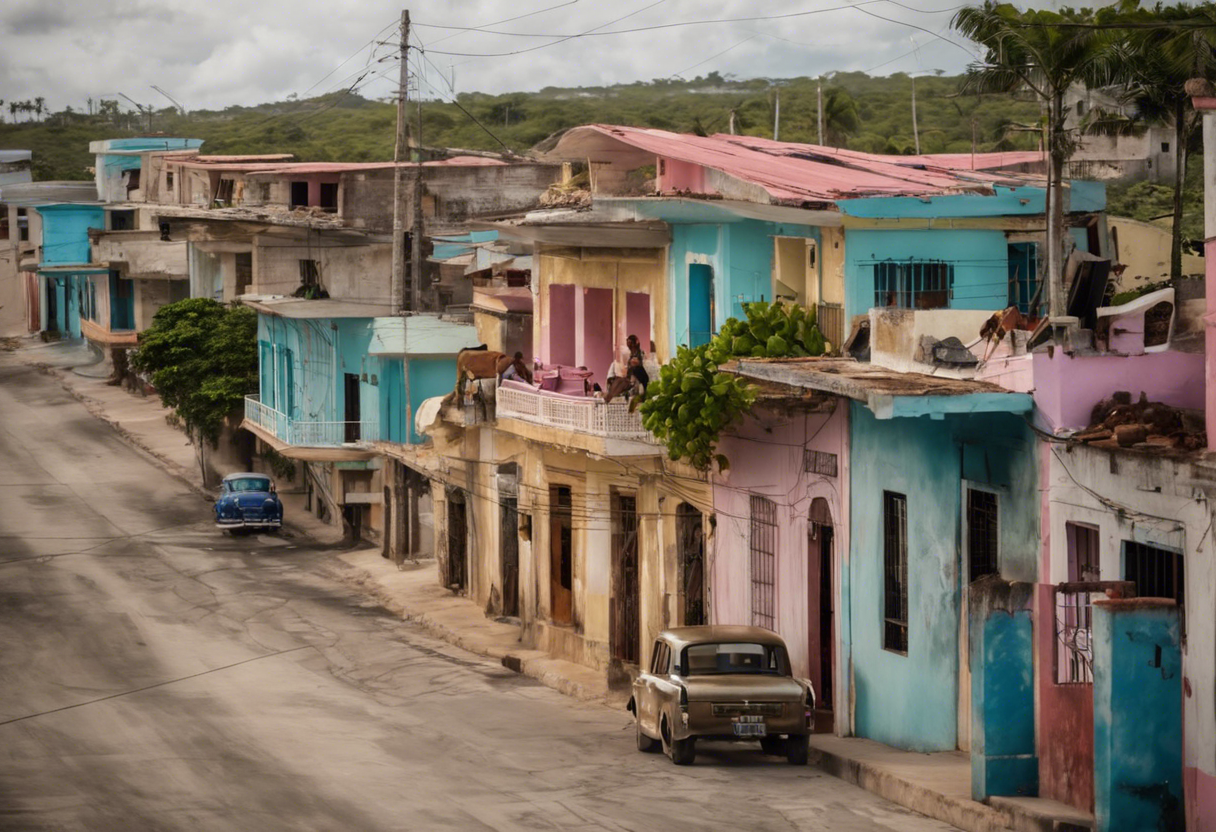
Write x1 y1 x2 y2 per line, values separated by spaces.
501 497 519 617
549 486 572 625
611 492 640 664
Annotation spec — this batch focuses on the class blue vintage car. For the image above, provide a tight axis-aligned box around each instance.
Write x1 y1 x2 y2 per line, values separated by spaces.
214 473 283 532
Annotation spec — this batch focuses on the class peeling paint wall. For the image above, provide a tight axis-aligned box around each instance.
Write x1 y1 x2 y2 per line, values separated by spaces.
252 238 391 303
846 403 1038 752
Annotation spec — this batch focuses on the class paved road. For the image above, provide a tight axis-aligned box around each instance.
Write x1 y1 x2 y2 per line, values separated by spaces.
0 355 957 832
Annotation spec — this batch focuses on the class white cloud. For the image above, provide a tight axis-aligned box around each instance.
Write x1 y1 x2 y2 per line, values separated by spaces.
0 0 985 113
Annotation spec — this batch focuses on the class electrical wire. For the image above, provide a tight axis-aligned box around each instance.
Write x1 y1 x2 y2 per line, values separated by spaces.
298 16 401 99
426 0 584 47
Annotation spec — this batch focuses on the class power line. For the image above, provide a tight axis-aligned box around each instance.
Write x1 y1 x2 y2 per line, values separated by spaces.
298 17 401 99
427 0 584 47
847 3 975 56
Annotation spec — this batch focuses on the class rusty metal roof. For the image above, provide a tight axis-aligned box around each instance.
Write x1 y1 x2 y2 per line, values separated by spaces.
547 125 1044 205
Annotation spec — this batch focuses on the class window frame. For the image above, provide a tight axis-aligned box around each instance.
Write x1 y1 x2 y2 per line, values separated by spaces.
964 484 1000 583
1123 539 1185 636
882 490 909 655
873 259 955 310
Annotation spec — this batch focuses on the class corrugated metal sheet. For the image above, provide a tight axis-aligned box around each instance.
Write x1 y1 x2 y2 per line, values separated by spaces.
549 125 1045 205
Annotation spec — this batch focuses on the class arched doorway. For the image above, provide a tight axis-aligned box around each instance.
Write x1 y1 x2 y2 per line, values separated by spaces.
809 497 834 732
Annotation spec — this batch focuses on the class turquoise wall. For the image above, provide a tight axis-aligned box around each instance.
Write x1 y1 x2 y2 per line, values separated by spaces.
666 219 816 348
834 182 1104 219
844 228 1011 322
1092 602 1183 832
379 358 408 444
407 357 456 443
847 403 1039 751
98 137 202 178
37 204 104 266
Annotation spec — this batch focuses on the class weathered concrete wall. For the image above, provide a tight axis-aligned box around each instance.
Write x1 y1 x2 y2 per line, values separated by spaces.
341 164 560 232
94 232 188 278
252 238 391 303
710 403 848 726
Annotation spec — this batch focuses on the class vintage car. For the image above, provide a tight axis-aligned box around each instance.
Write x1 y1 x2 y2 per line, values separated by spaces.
628 625 814 766
214 473 283 533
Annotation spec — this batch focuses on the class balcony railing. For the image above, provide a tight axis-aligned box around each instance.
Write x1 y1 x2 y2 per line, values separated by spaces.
245 395 378 447
495 383 657 444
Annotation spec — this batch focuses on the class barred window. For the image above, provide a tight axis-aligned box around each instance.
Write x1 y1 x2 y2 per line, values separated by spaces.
883 491 908 654
966 488 999 583
1124 541 1184 635
874 260 953 309
749 496 777 630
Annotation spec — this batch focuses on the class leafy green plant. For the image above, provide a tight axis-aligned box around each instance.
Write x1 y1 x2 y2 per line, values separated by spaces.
260 446 297 482
130 298 257 447
640 301 825 471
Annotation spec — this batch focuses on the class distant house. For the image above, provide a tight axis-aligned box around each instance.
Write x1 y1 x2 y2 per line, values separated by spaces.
1064 85 1178 183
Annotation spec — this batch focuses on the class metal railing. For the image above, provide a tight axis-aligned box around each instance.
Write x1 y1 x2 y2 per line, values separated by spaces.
1054 580 1135 685
245 395 378 447
495 385 657 443
818 302 845 351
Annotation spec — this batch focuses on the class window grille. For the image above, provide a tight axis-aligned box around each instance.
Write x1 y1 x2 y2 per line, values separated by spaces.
749 495 777 630
883 491 908 653
803 449 839 477
1055 584 1093 684
1124 541 1184 635
967 488 999 582
874 260 953 309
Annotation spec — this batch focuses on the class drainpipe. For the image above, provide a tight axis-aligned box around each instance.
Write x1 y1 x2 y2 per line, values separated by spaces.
1187 80 1216 451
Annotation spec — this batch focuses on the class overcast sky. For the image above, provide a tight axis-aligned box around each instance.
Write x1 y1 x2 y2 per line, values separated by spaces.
0 0 996 114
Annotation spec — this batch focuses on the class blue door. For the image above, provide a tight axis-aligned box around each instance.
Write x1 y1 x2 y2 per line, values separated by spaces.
689 263 714 347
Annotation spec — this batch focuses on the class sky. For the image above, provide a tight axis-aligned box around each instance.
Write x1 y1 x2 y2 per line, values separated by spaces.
0 0 995 114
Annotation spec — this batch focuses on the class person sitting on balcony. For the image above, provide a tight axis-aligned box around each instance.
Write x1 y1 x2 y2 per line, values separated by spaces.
604 356 649 408
500 352 533 385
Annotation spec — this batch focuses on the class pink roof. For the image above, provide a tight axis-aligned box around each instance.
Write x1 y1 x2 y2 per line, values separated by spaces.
915 151 1046 171
167 155 507 175
552 125 1042 204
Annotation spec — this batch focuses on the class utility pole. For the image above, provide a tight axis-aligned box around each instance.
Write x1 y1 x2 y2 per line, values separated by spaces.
412 78 424 312
911 75 920 155
773 87 780 142
390 10 410 315
728 109 736 135
817 80 824 146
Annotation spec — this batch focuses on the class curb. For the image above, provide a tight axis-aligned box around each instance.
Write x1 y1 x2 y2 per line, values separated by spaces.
325 554 627 708
810 744 1015 832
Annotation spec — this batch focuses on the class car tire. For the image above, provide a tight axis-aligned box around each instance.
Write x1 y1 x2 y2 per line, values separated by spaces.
786 733 809 766
670 736 696 766
636 719 660 753
760 736 783 756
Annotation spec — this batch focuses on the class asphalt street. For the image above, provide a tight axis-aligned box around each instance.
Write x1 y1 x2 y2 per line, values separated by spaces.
0 354 957 832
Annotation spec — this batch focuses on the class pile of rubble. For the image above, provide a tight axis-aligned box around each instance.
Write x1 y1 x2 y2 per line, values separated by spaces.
1073 391 1206 452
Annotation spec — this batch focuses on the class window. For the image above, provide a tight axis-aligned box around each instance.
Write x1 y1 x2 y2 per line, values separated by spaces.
874 260 953 309
683 642 789 676
883 491 909 654
319 182 338 212
234 252 252 296
749 495 777 630
1007 242 1039 314
214 178 235 207
17 208 28 242
1161 142 1170 153
966 488 999 582
299 259 319 286
651 641 669 674
0 205 8 240
165 171 174 191
803 449 838 477
1066 522 1100 582
1055 585 1094 684
290 181 308 208
1124 541 1184 632
125 168 141 194
109 209 136 231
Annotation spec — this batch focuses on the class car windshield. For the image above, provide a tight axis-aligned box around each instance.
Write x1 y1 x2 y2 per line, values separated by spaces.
682 642 789 676
228 478 271 493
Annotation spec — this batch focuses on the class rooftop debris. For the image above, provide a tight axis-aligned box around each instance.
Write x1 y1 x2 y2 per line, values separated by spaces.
1075 391 1206 452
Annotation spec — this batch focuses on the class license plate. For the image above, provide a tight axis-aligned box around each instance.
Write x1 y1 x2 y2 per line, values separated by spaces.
733 717 766 737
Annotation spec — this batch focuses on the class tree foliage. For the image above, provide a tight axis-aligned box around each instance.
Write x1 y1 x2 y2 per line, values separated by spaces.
640 302 825 472
129 299 257 446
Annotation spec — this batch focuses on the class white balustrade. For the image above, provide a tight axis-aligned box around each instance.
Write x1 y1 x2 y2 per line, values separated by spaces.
244 396 378 446
494 386 655 443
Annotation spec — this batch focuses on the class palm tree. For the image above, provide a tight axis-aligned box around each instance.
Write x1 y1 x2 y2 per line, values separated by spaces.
821 88 860 147
33 97 45 122
1091 1 1216 279
953 2 1110 320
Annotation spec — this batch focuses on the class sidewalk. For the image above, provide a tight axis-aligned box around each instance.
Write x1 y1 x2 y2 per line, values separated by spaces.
11 337 1095 832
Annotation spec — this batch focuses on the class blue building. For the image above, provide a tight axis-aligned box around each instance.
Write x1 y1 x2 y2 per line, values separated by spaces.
35 203 106 337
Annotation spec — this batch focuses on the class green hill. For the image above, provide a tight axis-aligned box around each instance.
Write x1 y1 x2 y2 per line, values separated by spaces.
0 72 1046 181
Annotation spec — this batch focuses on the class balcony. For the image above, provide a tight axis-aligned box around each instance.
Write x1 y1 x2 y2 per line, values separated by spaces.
243 395 380 461
493 381 661 456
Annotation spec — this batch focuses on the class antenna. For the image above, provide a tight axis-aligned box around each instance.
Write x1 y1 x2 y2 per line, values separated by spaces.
151 85 187 116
